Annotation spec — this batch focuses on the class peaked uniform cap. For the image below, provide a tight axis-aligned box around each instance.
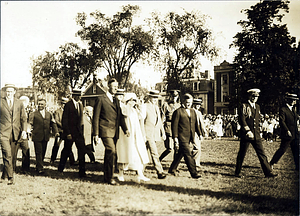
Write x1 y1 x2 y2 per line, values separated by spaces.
193 99 203 104
247 88 260 96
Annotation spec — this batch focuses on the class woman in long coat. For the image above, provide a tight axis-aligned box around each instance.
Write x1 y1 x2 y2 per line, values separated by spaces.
116 93 150 182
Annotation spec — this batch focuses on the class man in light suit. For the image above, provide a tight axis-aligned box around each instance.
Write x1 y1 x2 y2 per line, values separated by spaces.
0 84 27 185
143 90 167 179
93 78 129 185
29 98 58 174
168 93 202 179
192 98 207 169
270 93 299 171
58 89 87 178
235 88 277 178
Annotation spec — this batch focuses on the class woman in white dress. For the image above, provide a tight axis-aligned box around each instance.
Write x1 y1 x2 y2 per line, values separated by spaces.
116 93 150 182
215 115 223 139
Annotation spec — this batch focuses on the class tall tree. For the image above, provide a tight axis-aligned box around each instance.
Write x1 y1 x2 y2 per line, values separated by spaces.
230 0 298 113
76 5 154 88
31 43 96 98
147 10 219 93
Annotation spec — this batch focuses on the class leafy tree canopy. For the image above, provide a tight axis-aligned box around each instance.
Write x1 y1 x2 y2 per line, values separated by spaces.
147 10 219 93
76 5 154 88
230 0 299 113
31 42 96 98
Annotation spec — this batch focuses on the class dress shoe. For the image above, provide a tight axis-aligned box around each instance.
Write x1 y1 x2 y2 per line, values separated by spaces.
168 170 179 176
117 175 125 182
7 178 15 185
105 179 119 185
234 173 244 178
265 173 278 178
158 173 167 179
137 175 150 183
37 170 45 175
191 174 201 179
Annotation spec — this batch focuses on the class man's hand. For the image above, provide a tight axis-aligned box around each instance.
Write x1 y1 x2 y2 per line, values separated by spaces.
93 135 100 145
21 131 27 140
162 133 166 141
287 130 292 137
55 133 60 137
174 138 179 154
67 134 72 140
246 131 254 139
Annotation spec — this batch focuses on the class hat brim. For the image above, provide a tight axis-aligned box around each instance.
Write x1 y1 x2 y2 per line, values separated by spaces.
2 86 18 91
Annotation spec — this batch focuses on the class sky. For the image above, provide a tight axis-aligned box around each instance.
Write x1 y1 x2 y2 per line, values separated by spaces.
1 0 300 89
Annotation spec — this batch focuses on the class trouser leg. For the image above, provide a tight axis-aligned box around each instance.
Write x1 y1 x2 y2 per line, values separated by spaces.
252 139 272 176
235 140 250 175
74 136 86 176
146 140 164 174
101 137 116 182
58 139 73 172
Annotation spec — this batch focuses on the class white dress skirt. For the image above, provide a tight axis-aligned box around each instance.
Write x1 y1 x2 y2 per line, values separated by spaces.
116 104 149 171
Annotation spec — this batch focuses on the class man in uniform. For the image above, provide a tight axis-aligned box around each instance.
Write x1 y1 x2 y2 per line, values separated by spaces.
235 88 277 178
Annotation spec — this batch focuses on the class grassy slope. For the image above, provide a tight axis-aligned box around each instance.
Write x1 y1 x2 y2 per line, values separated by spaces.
0 137 298 215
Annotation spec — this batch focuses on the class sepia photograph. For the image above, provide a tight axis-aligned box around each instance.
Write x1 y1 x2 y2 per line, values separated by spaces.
1 0 299 215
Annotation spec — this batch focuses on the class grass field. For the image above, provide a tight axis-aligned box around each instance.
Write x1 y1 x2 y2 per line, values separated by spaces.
0 137 299 215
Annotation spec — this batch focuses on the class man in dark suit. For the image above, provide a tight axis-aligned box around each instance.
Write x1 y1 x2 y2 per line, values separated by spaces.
270 93 299 171
0 84 27 185
235 88 277 178
58 89 87 178
50 97 75 165
168 93 202 179
93 78 129 185
29 98 58 174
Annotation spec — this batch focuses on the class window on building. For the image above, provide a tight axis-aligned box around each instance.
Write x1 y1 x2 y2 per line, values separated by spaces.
223 91 229 102
223 74 228 85
194 82 198 91
93 85 96 94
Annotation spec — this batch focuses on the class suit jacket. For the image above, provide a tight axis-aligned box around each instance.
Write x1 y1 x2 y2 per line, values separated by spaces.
239 102 261 141
143 102 165 141
54 108 63 133
92 94 127 139
279 105 299 140
0 97 27 140
171 107 201 143
62 100 84 139
29 110 58 142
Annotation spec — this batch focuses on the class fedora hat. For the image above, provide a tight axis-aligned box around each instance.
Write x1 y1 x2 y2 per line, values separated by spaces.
148 90 161 98
2 84 18 91
285 92 299 100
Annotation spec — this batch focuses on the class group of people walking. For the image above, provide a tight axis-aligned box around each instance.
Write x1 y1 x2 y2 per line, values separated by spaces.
0 81 299 186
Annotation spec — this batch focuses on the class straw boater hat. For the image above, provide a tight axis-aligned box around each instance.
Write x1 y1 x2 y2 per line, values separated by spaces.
148 90 161 98
115 89 125 96
61 97 69 104
285 92 299 100
247 88 260 96
2 84 18 91
193 98 202 105
124 92 137 102
71 89 82 96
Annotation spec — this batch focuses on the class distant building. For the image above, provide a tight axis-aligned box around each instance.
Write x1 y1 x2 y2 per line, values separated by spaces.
214 60 235 115
81 80 106 107
155 70 214 114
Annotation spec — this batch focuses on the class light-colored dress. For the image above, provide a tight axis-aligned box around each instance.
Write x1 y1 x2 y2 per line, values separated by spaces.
215 118 223 137
116 104 149 170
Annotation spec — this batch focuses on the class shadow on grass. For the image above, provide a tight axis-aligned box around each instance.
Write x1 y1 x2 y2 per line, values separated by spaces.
137 182 298 215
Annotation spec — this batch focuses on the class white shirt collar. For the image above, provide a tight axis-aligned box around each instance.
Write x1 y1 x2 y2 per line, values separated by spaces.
286 103 293 111
106 91 113 103
39 109 46 118
248 100 255 108
72 98 78 108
